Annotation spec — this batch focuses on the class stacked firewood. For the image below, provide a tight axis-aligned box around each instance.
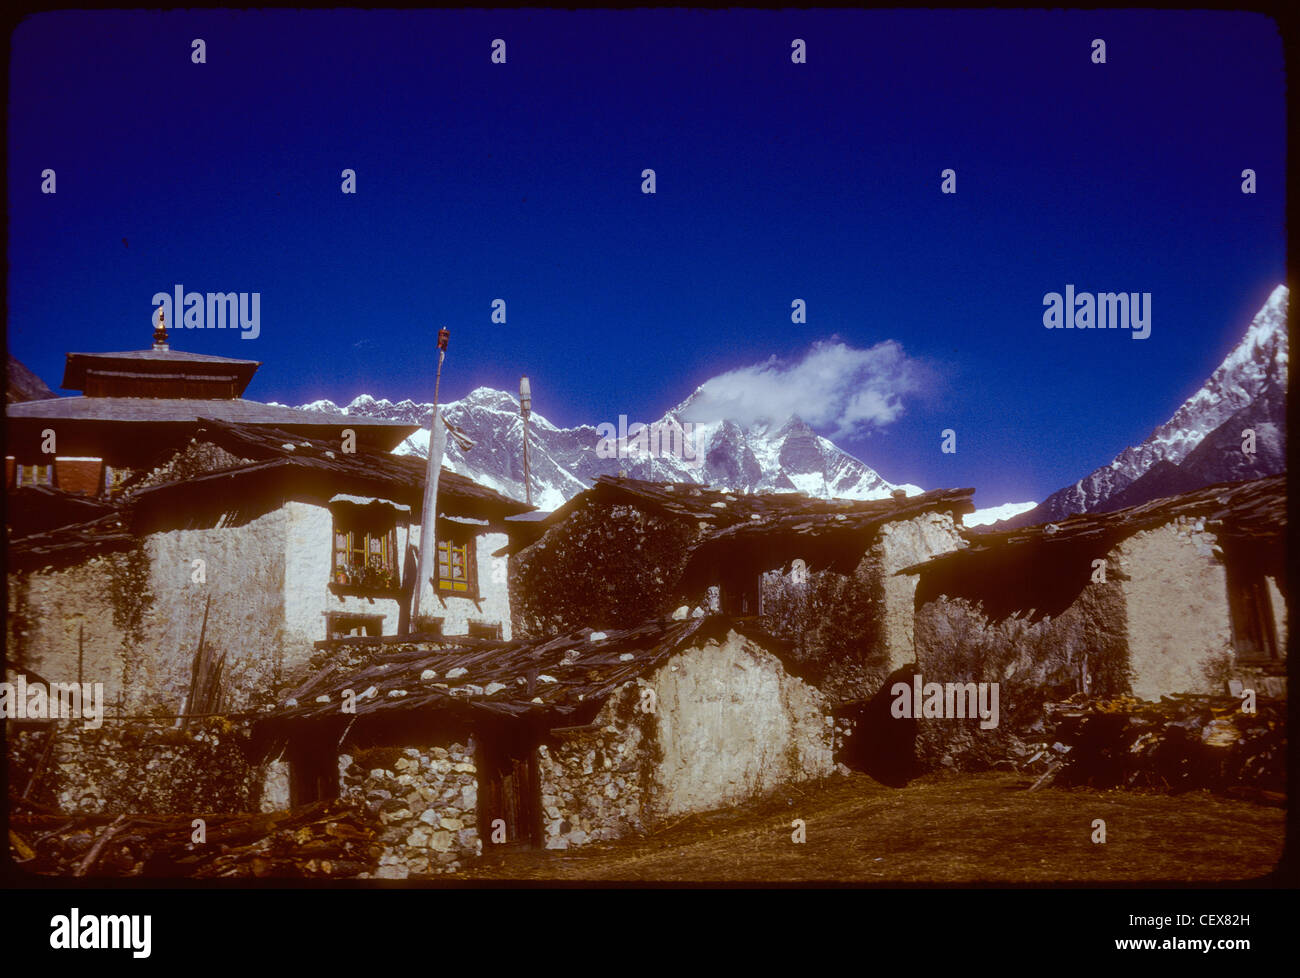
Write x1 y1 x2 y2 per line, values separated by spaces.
1021 693 1285 802
9 799 381 878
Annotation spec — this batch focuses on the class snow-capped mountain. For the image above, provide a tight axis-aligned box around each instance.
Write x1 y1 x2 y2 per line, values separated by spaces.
283 388 921 511
1010 284 1288 526
965 501 1038 527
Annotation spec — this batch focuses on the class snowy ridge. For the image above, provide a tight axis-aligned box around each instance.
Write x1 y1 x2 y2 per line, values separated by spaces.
283 387 921 511
1022 284 1288 524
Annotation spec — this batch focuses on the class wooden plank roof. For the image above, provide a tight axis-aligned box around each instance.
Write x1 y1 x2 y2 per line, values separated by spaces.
898 474 1286 577
128 418 533 521
6 511 135 568
678 486 977 585
497 475 971 557
6 486 116 538
258 615 774 730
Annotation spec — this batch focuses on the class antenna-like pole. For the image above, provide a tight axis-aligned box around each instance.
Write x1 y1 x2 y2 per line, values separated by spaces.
519 375 533 506
412 327 450 627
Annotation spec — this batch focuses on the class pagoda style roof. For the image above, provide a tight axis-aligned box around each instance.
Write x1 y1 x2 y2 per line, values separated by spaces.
62 348 262 398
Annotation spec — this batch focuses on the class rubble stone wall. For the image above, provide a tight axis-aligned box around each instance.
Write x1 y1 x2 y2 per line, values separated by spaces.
539 631 834 848
537 683 654 849
7 719 263 815
509 500 704 639
339 743 479 879
913 579 1130 770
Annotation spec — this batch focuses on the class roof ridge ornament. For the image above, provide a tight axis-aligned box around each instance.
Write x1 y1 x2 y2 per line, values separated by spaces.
153 307 170 351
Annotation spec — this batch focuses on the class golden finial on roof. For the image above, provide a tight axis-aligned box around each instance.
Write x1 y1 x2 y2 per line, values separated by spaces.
153 307 169 351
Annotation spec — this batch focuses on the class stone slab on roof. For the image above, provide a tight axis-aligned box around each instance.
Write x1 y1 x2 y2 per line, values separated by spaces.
258 615 780 731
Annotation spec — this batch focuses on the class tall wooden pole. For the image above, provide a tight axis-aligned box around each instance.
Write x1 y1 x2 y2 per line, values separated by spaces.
520 375 533 507
412 328 450 627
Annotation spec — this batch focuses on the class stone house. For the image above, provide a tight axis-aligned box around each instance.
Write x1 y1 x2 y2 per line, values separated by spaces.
254 614 834 877
503 476 975 705
902 475 1287 706
6 418 532 720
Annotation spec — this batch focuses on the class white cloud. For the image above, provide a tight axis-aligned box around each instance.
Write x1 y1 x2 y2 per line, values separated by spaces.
680 339 927 439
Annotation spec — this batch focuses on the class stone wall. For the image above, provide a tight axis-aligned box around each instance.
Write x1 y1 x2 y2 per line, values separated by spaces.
913 576 1130 770
537 682 654 849
7 555 131 708
1112 518 1232 700
339 742 479 879
509 499 705 639
8 515 287 717
7 718 265 815
539 630 834 848
862 512 967 674
139 508 289 713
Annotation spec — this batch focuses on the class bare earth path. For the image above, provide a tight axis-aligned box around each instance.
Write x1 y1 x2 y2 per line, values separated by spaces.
460 772 1285 883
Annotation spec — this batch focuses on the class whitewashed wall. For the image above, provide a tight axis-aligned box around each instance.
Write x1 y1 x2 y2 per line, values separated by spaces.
283 502 513 651
141 508 290 712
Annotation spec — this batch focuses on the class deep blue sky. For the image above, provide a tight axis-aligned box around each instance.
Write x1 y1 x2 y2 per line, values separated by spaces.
7 10 1286 505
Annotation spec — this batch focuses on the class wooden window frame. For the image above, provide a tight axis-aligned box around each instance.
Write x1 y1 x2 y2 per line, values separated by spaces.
1225 559 1280 663
435 529 479 599
15 463 53 488
330 507 401 596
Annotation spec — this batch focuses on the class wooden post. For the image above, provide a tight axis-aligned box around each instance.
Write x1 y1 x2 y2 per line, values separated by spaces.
520 376 533 506
413 333 449 625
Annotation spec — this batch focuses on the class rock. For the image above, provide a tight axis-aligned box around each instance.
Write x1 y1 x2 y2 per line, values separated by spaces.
446 667 468 679
420 669 437 681
431 747 449 760
407 827 430 847
568 829 589 845
374 865 409 879
453 762 475 773
460 784 477 809
604 783 618 799
484 682 507 696
545 836 569 850
394 758 415 773
440 817 463 831
672 605 690 619
429 831 453 852
418 809 439 825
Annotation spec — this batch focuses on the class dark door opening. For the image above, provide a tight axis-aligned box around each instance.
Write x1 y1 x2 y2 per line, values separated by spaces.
476 734 542 849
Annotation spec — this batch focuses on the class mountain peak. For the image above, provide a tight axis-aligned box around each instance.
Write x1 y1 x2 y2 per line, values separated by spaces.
1013 284 1288 525
292 384 914 508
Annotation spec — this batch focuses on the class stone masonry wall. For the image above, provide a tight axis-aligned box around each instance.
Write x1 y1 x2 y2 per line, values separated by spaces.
538 630 834 849
339 742 478 879
7 719 264 815
537 682 654 849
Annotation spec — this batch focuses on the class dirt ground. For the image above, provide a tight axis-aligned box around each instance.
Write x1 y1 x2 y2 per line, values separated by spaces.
460 771 1287 883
